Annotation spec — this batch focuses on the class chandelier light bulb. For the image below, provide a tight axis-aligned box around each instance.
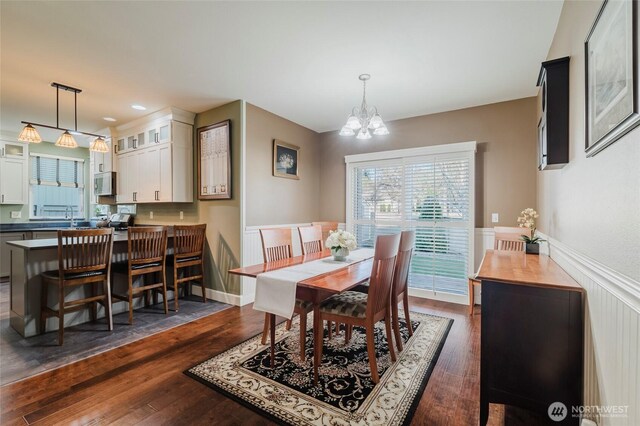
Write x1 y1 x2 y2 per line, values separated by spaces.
339 126 355 136
356 129 372 140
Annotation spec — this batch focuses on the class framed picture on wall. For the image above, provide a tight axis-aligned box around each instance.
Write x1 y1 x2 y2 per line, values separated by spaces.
585 0 640 157
197 120 231 200
273 139 299 180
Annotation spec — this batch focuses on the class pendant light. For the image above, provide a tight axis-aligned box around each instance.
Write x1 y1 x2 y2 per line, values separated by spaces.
18 82 108 152
340 74 389 139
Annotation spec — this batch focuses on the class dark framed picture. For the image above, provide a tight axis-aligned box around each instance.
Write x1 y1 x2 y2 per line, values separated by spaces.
585 0 640 157
273 140 299 179
197 120 231 200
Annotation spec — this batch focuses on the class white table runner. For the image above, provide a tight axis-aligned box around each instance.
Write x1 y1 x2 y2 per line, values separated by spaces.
253 248 375 318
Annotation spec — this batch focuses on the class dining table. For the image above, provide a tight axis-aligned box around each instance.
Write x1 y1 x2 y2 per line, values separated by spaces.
228 248 374 380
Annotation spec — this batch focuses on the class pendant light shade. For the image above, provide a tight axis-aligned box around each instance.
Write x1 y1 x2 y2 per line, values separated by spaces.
55 131 78 148
373 124 390 136
18 124 42 143
356 129 372 140
345 114 362 130
90 136 109 153
339 126 355 136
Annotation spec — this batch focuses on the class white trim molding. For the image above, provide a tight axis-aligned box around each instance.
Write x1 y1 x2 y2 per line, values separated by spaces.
191 286 251 307
344 140 477 164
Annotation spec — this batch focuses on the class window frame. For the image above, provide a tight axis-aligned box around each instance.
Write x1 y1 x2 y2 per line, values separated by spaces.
29 153 86 220
345 141 476 303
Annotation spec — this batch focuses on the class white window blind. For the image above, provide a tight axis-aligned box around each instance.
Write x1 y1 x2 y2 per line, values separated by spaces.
30 154 85 219
347 142 475 297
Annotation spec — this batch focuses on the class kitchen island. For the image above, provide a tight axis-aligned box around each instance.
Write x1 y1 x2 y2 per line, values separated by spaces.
7 230 179 338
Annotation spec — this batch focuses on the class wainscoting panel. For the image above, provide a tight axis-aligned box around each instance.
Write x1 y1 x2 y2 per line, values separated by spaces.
539 232 639 425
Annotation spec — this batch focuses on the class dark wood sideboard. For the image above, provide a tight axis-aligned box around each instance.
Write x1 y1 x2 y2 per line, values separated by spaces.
477 250 584 425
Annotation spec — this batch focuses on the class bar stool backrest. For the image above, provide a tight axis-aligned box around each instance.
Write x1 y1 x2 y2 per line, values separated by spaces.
174 224 207 259
366 233 401 317
128 226 168 267
58 228 114 277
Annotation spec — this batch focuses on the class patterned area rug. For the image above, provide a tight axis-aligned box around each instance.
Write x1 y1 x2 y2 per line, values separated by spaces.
185 310 453 425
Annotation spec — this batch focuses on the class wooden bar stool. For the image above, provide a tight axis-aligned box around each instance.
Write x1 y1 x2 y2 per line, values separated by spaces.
40 228 114 345
259 228 313 361
112 226 169 324
168 224 207 312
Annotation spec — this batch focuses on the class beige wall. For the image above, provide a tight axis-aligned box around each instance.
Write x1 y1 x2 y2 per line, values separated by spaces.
538 1 640 281
318 97 538 228
136 100 244 295
245 103 321 226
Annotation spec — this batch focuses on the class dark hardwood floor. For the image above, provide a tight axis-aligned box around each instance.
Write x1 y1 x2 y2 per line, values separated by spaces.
0 297 552 425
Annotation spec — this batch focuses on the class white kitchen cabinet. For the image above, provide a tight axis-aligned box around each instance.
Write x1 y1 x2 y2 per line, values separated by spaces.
113 108 194 204
0 140 29 205
0 232 26 277
92 140 113 173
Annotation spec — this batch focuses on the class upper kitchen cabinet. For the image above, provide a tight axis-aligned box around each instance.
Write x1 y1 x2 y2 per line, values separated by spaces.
0 140 29 204
536 57 570 170
112 107 195 204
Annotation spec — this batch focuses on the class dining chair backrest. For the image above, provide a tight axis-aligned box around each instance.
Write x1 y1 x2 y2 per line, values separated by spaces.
393 230 416 296
57 228 114 277
128 226 168 266
494 226 529 252
259 228 293 262
312 221 339 244
174 224 207 259
298 225 324 255
366 233 401 317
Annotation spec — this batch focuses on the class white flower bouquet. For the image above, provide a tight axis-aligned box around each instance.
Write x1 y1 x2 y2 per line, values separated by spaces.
517 208 545 244
325 230 357 261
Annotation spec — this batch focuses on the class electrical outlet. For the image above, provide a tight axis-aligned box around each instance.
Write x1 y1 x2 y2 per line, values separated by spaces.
149 211 154 219
492 213 499 223
180 211 184 220
10 211 21 219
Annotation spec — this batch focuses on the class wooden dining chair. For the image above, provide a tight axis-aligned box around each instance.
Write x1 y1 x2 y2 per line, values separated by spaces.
259 228 313 361
314 233 401 384
40 228 114 345
298 224 323 255
468 226 530 315
168 224 207 312
391 230 416 352
112 226 169 324
312 221 339 244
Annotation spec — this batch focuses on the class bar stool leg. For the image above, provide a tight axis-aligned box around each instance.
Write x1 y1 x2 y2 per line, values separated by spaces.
200 264 206 303
128 274 134 325
104 277 113 331
174 265 179 312
58 284 65 346
40 279 48 335
162 268 169 315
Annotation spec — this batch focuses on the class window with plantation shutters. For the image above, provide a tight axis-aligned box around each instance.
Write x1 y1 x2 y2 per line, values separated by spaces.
29 154 85 219
346 142 475 299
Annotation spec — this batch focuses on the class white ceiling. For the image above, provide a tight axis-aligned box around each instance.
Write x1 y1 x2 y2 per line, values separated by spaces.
1 1 563 140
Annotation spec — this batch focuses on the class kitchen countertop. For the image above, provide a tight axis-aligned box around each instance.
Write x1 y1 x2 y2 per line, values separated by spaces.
0 222 92 233
7 231 129 250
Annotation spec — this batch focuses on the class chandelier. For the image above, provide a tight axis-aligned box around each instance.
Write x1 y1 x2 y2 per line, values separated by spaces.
18 82 109 152
339 74 389 139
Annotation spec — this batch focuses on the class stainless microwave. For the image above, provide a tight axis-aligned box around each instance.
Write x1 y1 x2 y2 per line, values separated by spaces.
94 172 116 196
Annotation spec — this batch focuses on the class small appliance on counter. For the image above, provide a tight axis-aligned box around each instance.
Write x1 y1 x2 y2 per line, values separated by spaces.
108 213 134 230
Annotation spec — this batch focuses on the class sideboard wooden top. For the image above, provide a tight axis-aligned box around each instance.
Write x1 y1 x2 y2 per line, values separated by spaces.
476 249 583 292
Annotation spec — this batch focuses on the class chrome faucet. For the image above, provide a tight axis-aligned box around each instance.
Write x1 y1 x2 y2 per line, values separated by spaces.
66 205 76 229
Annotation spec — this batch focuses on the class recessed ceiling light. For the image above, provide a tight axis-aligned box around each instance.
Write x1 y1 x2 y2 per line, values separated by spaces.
131 104 146 111
103 117 116 122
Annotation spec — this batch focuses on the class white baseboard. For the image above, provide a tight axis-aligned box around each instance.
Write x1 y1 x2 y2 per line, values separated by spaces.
191 286 247 307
